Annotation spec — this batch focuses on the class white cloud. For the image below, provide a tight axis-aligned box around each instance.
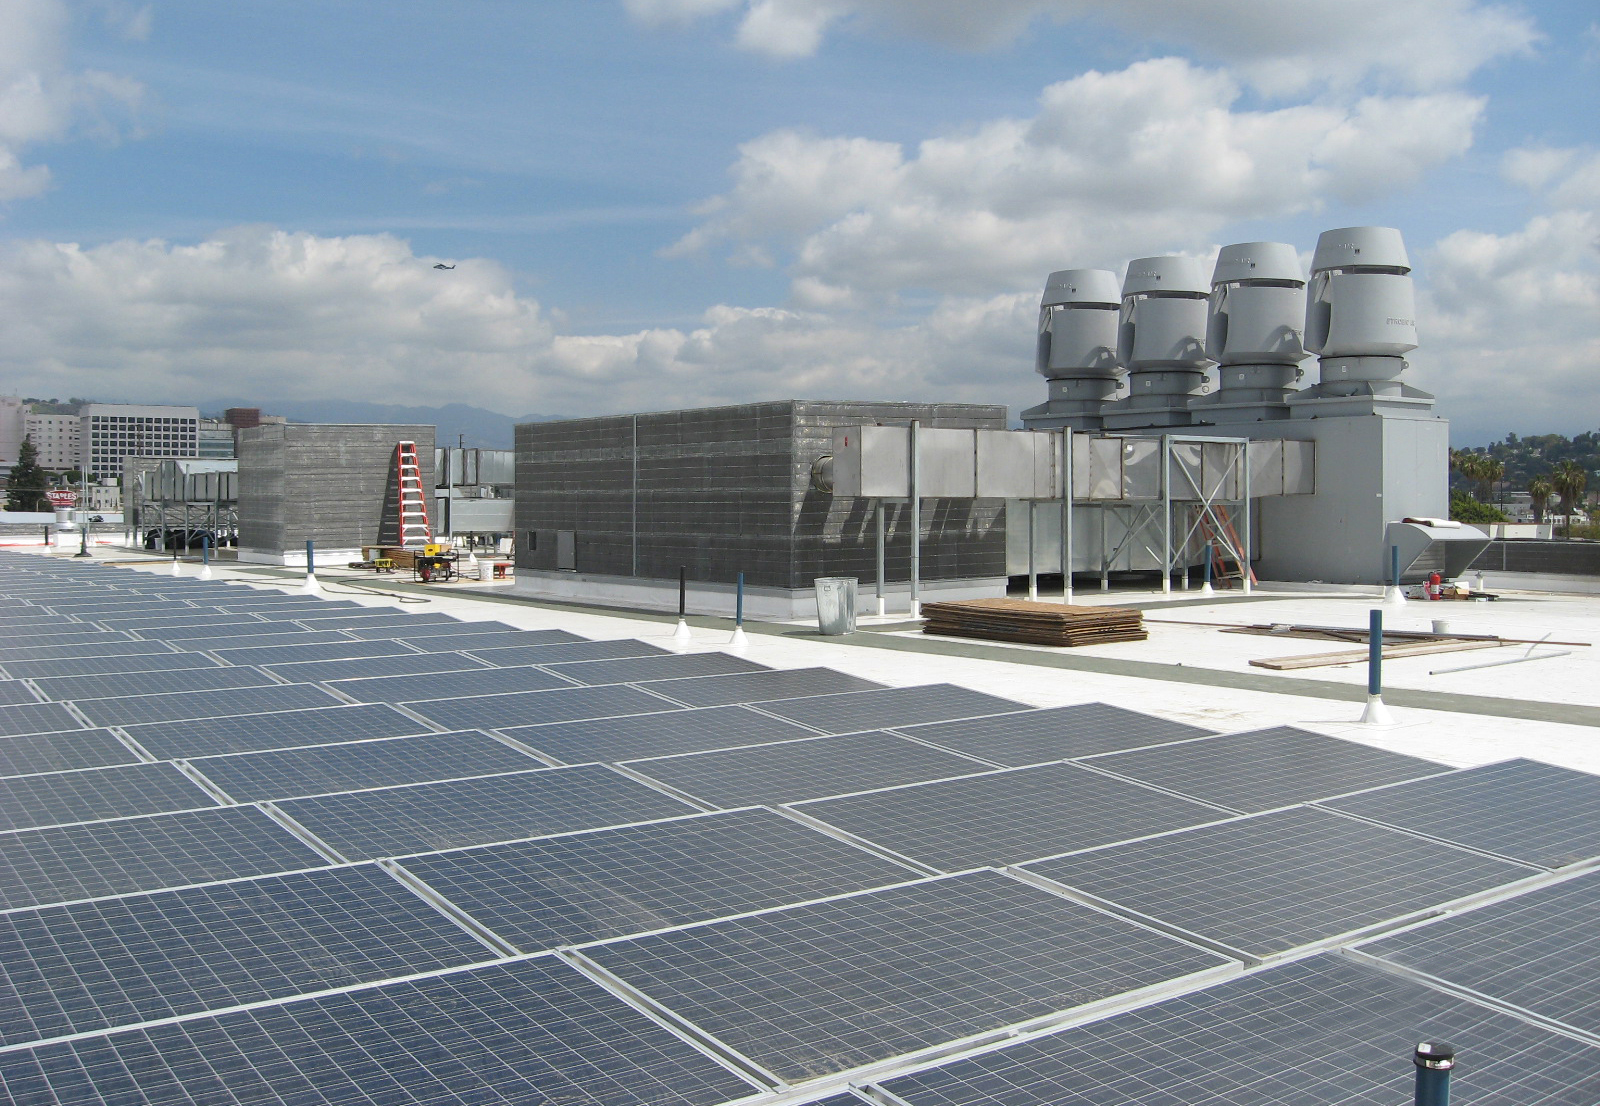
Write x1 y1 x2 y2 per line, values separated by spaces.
676 58 1483 301
0 0 144 204
1412 150 1600 439
628 0 1538 93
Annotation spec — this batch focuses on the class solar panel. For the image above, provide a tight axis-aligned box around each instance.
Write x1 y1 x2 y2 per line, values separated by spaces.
0 762 220 832
71 683 345 727
407 629 588 653
0 622 129 639
403 684 682 731
123 703 434 759
189 730 545 802
755 684 1033 734
1025 806 1536 958
348 619 519 640
0 638 176 664
899 702 1218 766
328 665 577 704
28 665 281 702
546 651 772 686
0 701 85 737
209 594 363 608
95 613 266 633
0 864 495 1047
397 807 916 952
207 637 419 667
1321 758 1600 869
0 652 221 680
0 633 148 661
132 619 328 641
878 953 1600 1106
625 731 991 808
0 956 757 1106
465 637 667 666
262 650 492 684
794 762 1228 871
283 611 466 631
172 629 363 654
584 869 1232 1084
0 680 41 705
1360 869 1600 1035
642 666 886 708
503 705 820 764
277 763 698 859
1085 726 1448 813
0 729 139 778
0 805 331 911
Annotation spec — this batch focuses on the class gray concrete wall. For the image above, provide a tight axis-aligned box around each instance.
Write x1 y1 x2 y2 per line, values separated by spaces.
238 423 434 560
515 400 1008 590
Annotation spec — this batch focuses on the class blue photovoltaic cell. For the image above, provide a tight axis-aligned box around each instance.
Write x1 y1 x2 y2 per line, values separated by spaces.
0 762 219 831
70 683 344 727
880 954 1600 1106
283 612 465 632
1360 869 1600 1036
348 619 520 639
0 864 494 1046
405 629 586 653
126 620 313 641
0 681 41 705
1085 726 1447 813
0 653 221 680
1322 758 1600 869
94 614 267 633
502 705 819 764
585 870 1231 1083
900 702 1218 766
172 630 361 655
795 761 1227 871
0 623 131 640
0 806 330 911
189 730 545 802
0 729 141 778
0 637 163 663
0 701 85 738
397 807 915 951
641 666 885 708
623 731 990 808
327 665 576 703
262 650 491 684
207 637 419 667
0 957 756 1106
465 637 667 667
278 763 698 859
122 703 434 759
1024 805 1536 957
403 683 681 731
28 666 280 703
753 685 1032 734
546 651 771 686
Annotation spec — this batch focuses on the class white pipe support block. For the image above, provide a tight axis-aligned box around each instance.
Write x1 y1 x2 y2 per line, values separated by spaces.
1359 694 1397 726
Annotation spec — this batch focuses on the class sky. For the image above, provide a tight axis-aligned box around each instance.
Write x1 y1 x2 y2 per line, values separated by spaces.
0 0 1595 443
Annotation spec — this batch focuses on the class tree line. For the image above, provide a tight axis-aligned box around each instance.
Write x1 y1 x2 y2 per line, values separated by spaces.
1450 429 1594 537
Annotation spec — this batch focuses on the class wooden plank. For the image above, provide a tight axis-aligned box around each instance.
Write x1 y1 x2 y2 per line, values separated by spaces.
1249 639 1502 671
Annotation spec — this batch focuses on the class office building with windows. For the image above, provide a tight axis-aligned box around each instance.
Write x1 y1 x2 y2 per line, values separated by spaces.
80 403 200 478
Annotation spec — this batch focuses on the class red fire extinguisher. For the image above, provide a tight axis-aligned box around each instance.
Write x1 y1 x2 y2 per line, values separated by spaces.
1427 571 1442 600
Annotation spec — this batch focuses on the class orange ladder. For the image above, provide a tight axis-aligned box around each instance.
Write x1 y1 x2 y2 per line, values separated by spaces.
1194 506 1256 587
395 441 433 548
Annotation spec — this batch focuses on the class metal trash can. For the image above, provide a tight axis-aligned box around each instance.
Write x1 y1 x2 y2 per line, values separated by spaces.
815 577 858 635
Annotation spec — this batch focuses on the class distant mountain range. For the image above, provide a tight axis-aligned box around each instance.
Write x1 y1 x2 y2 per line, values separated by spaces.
201 399 562 449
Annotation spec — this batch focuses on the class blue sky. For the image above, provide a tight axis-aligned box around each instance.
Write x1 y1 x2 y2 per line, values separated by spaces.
0 0 1595 442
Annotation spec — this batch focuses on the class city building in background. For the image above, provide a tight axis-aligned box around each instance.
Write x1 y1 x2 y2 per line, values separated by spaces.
81 403 200 478
23 412 82 470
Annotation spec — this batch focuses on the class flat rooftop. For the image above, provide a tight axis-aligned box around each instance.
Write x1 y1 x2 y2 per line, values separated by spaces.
2 546 1598 1104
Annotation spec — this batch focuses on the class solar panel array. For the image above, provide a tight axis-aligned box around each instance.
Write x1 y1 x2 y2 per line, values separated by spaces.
1 551 1598 1105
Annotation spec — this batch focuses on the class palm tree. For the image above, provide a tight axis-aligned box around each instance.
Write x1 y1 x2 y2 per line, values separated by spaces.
1551 460 1588 538
1527 476 1553 525
1477 457 1504 504
1450 449 1482 499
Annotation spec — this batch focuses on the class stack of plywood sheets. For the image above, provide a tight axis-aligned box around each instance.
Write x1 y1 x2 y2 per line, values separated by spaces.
921 599 1147 647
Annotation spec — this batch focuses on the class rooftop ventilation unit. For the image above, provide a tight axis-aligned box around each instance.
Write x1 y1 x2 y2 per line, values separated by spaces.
1193 241 1306 422
1021 269 1123 430
1103 256 1212 429
1300 226 1418 399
